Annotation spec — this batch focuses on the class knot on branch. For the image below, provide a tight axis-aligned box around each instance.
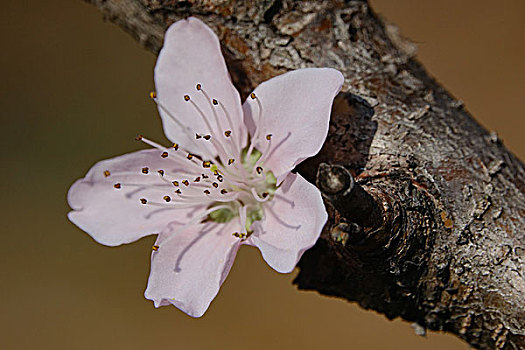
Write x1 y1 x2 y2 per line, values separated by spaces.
317 163 384 234
316 163 409 255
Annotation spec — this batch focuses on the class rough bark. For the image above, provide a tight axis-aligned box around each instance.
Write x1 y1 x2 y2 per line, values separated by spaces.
83 0 525 348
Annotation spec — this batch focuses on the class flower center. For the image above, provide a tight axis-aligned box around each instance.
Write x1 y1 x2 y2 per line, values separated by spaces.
106 84 276 242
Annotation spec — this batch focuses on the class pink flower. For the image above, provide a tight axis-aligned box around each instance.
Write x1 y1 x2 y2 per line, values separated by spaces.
67 17 343 317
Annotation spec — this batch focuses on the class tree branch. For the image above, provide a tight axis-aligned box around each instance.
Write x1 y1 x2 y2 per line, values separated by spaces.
84 0 525 348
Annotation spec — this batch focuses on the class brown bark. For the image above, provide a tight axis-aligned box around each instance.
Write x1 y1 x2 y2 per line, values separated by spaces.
83 0 525 348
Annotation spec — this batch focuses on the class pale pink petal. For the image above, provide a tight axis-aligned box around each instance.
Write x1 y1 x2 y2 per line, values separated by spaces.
155 17 245 155
145 221 242 317
247 173 328 273
67 149 204 246
243 68 344 179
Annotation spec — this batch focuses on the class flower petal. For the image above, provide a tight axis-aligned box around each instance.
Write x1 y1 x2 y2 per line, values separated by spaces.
247 173 328 273
145 221 242 317
67 149 204 246
243 68 343 179
155 17 245 155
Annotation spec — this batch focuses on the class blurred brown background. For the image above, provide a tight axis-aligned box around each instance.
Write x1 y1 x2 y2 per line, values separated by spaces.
1 0 522 349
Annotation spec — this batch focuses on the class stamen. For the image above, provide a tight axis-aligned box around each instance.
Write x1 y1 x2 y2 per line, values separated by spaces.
228 158 235 165
233 232 246 239
255 136 273 168
202 174 209 179
142 167 149 174
204 189 211 195
182 180 190 186
195 133 202 139
152 245 159 251
196 83 202 91
193 87 246 179
221 189 228 194
161 152 169 158
135 135 143 141
247 91 264 147
256 166 263 174
157 169 165 176
187 153 194 160
202 161 211 168
140 198 148 204
149 91 157 99
113 183 121 189
137 136 165 152
175 189 182 194
173 143 179 151
217 175 224 182
251 187 270 202
103 170 111 177
150 95 220 163
194 176 201 182
172 181 179 186
212 182 219 188
224 130 231 137
163 195 171 202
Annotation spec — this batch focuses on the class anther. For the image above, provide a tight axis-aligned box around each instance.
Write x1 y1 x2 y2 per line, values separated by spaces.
184 95 190 101
228 158 235 165
149 91 157 99
113 183 121 189
152 245 159 251
142 167 149 174
140 198 148 204
233 232 240 237
172 181 179 186
224 130 232 137
182 180 190 186
157 169 165 176
212 182 219 188
217 175 224 182
250 92 256 99
195 133 202 139
163 195 171 202
161 151 169 158
194 176 201 182
266 134 272 140
202 161 211 168
213 170 220 176
173 143 179 151
204 189 211 195
196 83 202 91
202 174 209 179
221 189 228 194
256 166 263 174
262 192 269 198
104 170 111 177
135 135 143 141
175 189 182 194
187 153 194 160
212 99 218 105
203 135 211 140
